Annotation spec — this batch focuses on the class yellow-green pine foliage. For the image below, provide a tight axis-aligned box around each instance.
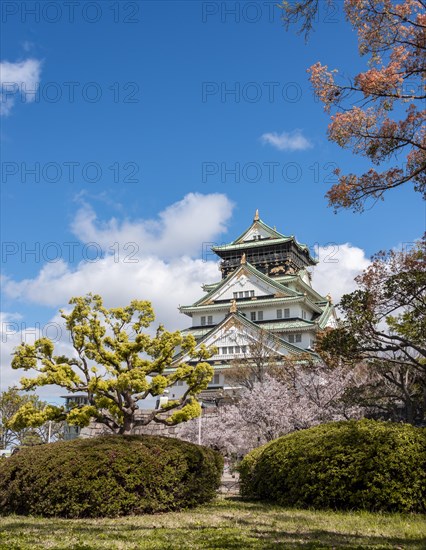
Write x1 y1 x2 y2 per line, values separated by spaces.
10 294 214 434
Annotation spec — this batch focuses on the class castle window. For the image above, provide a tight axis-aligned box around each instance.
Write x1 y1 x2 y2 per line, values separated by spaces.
201 316 206 326
288 334 295 343
296 334 302 343
258 311 263 321
207 315 213 324
302 310 307 320
228 346 234 354
244 291 250 298
250 312 256 321
250 290 255 297
277 309 282 319
284 308 290 318
238 292 244 298
212 373 220 385
235 346 241 353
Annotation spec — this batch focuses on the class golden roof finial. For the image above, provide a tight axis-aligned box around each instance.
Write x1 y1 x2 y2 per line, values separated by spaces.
254 209 259 221
240 253 246 264
326 293 333 303
230 299 237 313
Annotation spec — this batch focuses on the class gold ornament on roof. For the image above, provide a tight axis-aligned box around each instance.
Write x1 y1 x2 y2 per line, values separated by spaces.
241 253 246 264
254 209 259 221
326 293 333 303
230 299 237 313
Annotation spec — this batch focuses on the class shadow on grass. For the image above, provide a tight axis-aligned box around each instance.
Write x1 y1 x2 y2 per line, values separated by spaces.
198 529 426 550
2 499 425 549
1 520 425 549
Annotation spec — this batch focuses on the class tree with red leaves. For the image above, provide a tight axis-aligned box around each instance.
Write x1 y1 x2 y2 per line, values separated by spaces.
282 0 426 212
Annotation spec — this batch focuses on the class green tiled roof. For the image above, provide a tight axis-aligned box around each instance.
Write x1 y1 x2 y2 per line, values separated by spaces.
173 311 317 365
232 219 287 243
274 275 297 282
212 218 316 263
171 310 323 369
188 261 301 308
259 320 316 331
202 282 220 292
182 318 316 339
213 237 292 251
180 295 313 314
274 273 329 304
180 327 211 339
317 301 335 329
200 271 327 309
213 312 316 356
181 287 325 315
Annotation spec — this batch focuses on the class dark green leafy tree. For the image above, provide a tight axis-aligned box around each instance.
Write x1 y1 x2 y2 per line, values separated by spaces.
319 237 426 423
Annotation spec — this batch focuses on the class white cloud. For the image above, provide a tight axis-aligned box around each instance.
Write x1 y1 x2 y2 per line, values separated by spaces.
260 130 312 152
2 191 234 323
0 310 77 401
2 256 220 327
0 312 31 390
1 193 235 393
0 58 42 116
71 192 233 260
311 243 370 304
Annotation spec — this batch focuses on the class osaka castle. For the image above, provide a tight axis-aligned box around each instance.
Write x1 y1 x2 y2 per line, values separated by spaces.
172 211 337 397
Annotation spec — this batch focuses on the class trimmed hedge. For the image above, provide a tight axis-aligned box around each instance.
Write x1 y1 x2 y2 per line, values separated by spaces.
239 420 426 513
0 435 223 518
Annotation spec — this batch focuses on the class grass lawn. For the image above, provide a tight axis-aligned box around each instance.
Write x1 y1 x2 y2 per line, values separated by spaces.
0 497 425 550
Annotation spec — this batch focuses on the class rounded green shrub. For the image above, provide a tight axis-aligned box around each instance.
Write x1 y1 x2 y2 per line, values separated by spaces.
0 435 223 518
239 420 426 512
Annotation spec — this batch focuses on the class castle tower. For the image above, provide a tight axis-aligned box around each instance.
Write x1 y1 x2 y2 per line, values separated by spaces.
173 212 337 399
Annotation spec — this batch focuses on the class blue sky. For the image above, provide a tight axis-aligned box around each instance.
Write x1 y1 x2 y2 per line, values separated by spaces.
1 1 424 395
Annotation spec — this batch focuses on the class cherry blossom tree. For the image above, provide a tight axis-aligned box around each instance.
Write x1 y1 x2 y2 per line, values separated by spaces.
226 330 282 390
180 365 364 456
282 0 426 212
179 377 293 456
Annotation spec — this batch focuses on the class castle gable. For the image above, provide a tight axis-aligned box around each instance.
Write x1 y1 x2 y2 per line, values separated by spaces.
236 222 280 243
195 263 298 306
175 313 308 365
